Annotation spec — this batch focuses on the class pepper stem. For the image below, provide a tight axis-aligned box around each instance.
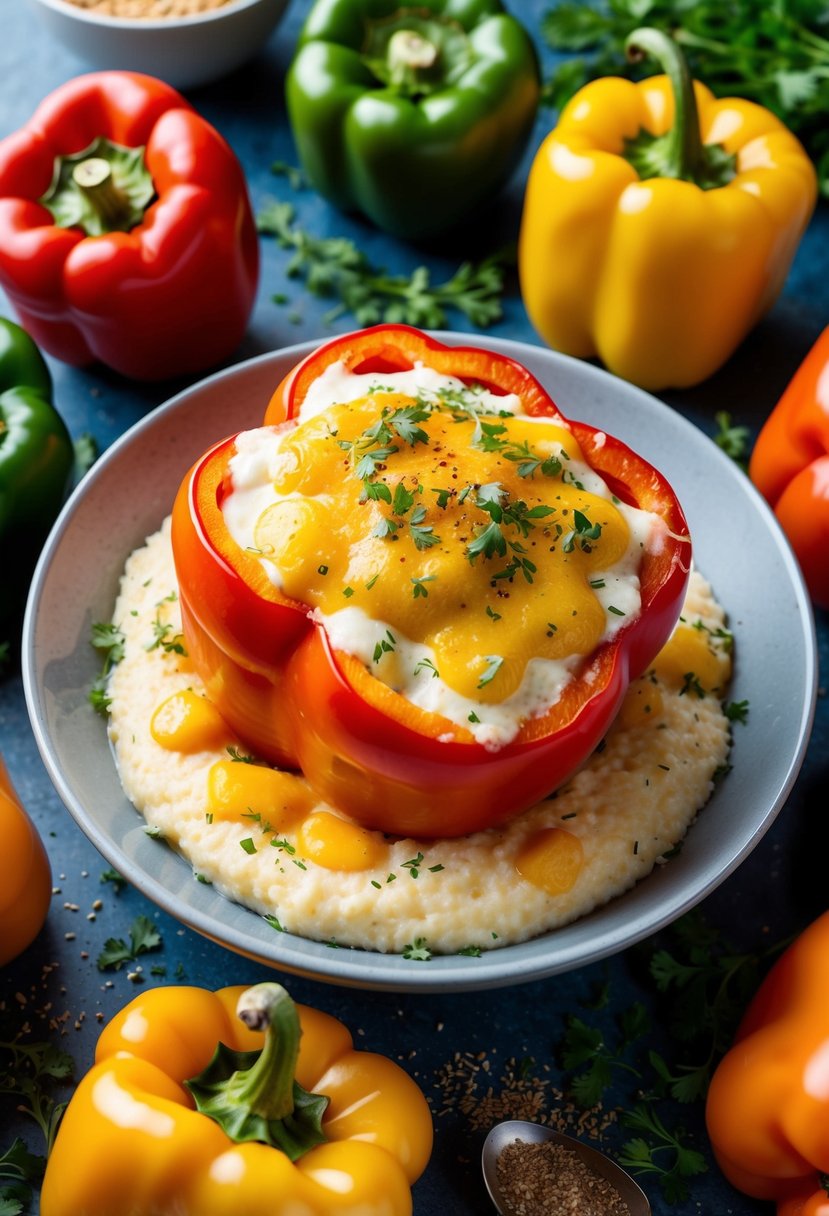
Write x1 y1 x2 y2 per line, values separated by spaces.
388 28 439 81
624 27 704 182
184 982 329 1160
71 158 131 230
233 983 300 1121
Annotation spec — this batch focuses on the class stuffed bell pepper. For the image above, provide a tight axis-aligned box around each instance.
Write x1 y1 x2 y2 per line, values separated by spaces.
41 981 433 1216
0 316 73 628
750 325 829 609
519 27 817 390
172 324 691 839
0 72 258 380
286 0 540 240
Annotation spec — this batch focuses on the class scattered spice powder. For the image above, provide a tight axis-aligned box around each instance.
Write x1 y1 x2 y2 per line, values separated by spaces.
432 1052 618 1138
496 1139 631 1216
61 0 238 17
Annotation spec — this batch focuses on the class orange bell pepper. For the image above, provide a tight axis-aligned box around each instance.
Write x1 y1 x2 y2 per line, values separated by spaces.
41 981 433 1216
172 324 691 838
706 912 829 1211
749 326 829 608
0 754 51 966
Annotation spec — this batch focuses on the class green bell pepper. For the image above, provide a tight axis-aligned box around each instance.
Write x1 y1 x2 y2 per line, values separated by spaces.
286 0 540 240
0 318 73 628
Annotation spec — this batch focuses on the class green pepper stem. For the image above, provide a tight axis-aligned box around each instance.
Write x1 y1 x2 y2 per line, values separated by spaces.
71 158 131 230
233 983 300 1121
387 28 438 84
624 27 704 183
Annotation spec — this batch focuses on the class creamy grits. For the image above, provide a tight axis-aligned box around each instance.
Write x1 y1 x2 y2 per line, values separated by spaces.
106 518 732 955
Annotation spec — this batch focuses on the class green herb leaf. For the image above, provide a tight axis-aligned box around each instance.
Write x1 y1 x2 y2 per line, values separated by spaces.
713 411 750 464
96 914 162 971
402 936 432 961
257 201 509 327
477 654 504 689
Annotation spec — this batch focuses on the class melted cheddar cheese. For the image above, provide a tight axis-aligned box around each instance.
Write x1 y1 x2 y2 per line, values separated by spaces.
223 366 663 748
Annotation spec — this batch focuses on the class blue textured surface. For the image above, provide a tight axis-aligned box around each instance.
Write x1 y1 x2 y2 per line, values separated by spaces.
1 2 827 1213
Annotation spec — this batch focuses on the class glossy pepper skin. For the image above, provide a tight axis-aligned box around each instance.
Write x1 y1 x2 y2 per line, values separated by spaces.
706 912 829 1213
519 28 817 391
0 72 258 380
0 755 51 966
0 317 73 627
286 0 540 240
172 324 691 839
40 983 433 1216
749 326 829 608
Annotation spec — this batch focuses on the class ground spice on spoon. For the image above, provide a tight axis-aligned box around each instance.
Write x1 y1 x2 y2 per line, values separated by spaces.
496 1138 631 1216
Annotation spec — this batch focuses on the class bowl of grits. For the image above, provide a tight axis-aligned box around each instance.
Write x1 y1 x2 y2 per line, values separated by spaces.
22 336 817 991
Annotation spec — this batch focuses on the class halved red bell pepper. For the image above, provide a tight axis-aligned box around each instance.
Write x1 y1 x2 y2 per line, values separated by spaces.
0 72 258 381
749 326 829 608
172 325 691 838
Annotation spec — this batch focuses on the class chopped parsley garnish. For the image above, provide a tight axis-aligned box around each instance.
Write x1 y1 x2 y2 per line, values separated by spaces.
402 937 432 961
414 657 440 678
99 867 126 894
402 852 425 878
412 575 436 599
226 745 255 763
724 699 750 724
372 630 397 663
679 672 706 699
145 613 187 656
562 509 602 554
477 654 504 689
89 622 126 716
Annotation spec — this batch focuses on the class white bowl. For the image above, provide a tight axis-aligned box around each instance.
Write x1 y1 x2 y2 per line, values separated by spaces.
27 0 288 90
23 336 817 991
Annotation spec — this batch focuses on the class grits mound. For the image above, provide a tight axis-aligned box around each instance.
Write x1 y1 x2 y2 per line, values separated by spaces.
107 518 732 955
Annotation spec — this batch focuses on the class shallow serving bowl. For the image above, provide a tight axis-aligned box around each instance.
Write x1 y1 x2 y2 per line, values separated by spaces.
23 336 817 992
27 0 288 90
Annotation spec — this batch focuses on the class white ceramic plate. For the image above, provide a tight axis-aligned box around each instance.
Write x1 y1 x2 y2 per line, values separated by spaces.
23 336 817 991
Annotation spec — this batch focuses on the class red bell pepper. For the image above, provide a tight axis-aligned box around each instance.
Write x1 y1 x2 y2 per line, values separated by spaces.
172 325 691 838
749 326 829 608
0 72 258 381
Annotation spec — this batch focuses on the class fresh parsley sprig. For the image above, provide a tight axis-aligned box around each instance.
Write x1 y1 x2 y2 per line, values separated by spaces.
96 914 162 972
617 1104 708 1204
0 1034 74 1211
257 201 509 327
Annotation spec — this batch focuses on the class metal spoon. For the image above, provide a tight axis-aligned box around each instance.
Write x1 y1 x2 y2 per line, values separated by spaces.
482 1119 651 1215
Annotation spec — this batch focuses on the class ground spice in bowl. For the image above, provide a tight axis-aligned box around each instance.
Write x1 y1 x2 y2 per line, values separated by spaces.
496 1138 631 1216
59 0 237 16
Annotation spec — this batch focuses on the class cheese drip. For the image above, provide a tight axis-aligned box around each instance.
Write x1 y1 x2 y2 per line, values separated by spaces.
227 388 650 717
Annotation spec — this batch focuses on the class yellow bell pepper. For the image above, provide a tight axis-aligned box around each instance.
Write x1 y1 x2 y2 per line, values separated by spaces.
0 754 51 966
518 27 817 391
41 982 433 1216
